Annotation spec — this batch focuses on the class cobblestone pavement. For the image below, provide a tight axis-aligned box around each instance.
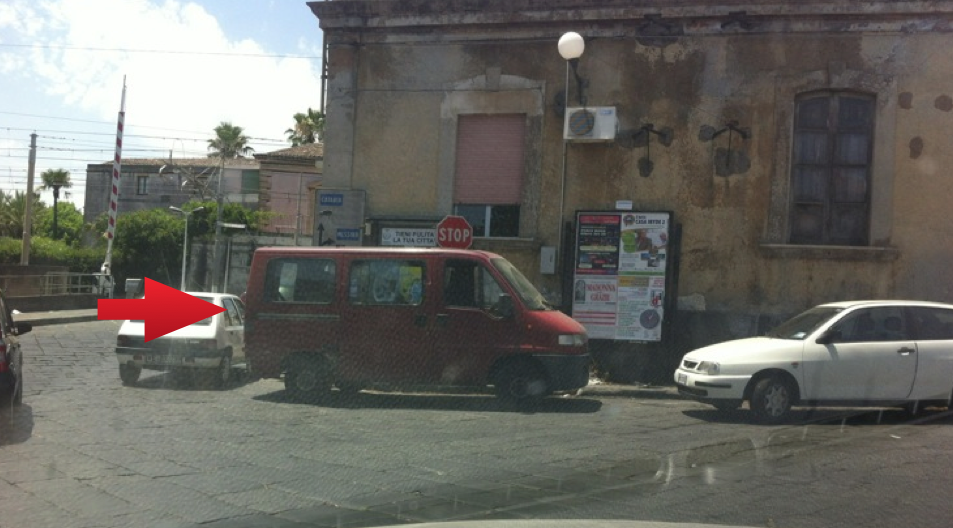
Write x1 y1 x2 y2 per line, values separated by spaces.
2 321 952 528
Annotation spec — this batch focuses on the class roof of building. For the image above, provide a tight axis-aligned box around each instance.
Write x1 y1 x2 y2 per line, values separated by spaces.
254 143 324 161
86 157 260 169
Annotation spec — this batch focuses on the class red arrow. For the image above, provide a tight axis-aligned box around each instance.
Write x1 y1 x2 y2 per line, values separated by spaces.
98 278 225 342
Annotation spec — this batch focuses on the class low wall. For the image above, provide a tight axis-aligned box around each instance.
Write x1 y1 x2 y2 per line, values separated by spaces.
7 294 99 313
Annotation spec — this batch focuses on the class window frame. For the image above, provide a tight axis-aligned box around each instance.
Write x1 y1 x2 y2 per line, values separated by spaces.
136 175 149 195
788 91 875 246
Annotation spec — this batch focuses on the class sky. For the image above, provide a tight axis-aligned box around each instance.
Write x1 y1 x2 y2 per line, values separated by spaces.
0 0 325 210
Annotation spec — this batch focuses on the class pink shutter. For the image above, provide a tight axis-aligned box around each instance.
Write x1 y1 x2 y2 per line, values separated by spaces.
453 114 526 204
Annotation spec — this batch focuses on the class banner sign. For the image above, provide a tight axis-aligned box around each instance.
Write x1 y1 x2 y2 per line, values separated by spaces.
572 211 671 341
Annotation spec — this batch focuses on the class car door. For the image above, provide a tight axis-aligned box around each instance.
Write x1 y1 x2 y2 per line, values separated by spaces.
222 297 245 362
801 306 917 401
425 258 520 386
906 306 953 400
338 258 432 384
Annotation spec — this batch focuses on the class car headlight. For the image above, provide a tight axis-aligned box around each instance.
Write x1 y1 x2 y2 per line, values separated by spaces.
697 361 720 375
558 334 587 346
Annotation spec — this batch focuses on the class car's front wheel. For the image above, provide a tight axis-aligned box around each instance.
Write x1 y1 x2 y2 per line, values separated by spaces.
750 376 793 424
119 364 141 386
495 363 549 405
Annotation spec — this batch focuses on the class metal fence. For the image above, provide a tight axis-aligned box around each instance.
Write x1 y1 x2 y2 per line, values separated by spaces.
0 273 113 297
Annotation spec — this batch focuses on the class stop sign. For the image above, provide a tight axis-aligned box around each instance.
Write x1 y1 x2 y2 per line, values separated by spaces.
436 215 473 249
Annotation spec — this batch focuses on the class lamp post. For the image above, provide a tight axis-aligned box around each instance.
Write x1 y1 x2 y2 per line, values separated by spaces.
170 206 205 291
557 32 585 275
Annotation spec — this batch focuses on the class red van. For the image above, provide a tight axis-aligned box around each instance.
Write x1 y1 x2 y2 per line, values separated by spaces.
243 247 589 403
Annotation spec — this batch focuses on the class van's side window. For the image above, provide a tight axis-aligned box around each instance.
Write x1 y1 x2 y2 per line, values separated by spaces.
444 260 506 311
349 260 425 306
264 258 336 304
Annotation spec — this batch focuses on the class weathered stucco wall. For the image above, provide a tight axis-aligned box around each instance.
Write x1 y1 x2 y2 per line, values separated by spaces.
312 1 953 352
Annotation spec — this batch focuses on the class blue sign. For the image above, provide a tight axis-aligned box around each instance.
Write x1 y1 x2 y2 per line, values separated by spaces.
320 193 344 206
336 228 362 242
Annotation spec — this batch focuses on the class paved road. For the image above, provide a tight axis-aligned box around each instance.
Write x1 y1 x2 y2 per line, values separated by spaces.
2 320 952 528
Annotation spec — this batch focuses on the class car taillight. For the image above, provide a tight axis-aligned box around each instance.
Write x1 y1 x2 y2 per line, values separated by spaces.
117 335 134 347
0 343 7 373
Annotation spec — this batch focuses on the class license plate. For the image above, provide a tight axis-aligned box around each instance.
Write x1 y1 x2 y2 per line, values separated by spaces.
677 373 687 386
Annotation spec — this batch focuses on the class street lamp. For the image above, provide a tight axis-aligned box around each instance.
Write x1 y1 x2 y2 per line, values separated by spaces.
169 206 205 290
558 32 585 279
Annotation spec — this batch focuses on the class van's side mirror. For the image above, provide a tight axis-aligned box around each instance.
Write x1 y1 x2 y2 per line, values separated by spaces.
495 294 515 319
16 322 32 335
816 328 840 345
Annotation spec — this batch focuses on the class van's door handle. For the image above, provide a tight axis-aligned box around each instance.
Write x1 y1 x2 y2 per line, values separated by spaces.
414 314 427 327
436 314 449 327
898 347 916 355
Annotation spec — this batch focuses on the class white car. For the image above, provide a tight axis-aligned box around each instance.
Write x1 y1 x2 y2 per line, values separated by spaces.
115 292 246 388
675 300 953 422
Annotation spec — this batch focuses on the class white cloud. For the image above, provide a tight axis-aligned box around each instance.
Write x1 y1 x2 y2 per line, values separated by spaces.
1 0 323 157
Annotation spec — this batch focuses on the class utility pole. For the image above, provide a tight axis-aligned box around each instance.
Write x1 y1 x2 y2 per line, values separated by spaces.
211 156 225 292
20 133 36 265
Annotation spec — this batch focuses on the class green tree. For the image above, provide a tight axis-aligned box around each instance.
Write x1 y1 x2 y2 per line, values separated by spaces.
0 190 43 238
35 201 84 246
37 168 72 239
93 208 183 290
285 108 325 146
207 121 254 159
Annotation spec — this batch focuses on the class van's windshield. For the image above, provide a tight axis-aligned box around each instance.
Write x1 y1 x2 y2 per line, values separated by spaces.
491 257 550 311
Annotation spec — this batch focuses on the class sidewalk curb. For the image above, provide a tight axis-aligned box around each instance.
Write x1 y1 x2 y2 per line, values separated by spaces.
15 312 101 327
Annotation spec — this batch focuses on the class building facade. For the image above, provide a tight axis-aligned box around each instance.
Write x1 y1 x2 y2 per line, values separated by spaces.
83 158 261 225
309 1 953 378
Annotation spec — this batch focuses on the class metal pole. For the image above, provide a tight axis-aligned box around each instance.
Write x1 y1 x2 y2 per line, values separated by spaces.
20 133 36 265
557 60 569 274
180 214 189 290
212 157 224 292
294 173 303 245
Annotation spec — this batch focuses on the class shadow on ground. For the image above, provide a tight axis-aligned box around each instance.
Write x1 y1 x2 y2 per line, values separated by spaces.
254 388 603 414
683 405 953 426
0 403 34 445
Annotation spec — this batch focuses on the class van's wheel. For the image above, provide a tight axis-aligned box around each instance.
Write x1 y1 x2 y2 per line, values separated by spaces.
120 364 141 386
336 382 361 395
495 363 548 405
750 376 793 424
285 357 330 401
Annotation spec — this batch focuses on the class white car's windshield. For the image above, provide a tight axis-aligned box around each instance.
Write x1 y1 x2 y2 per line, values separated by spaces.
765 306 844 340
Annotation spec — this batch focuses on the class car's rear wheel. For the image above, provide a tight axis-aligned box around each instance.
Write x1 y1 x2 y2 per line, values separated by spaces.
119 364 141 386
750 376 793 424
285 357 330 401
216 355 231 389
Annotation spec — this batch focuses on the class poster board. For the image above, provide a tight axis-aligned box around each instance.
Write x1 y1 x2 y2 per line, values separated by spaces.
572 211 671 341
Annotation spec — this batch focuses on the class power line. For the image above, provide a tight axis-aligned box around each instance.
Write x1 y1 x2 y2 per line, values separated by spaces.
0 43 321 60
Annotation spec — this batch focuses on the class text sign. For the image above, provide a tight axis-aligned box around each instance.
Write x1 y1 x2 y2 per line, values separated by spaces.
436 215 473 249
382 228 437 247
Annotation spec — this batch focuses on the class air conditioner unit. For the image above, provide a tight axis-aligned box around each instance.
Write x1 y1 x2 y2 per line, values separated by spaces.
564 106 618 142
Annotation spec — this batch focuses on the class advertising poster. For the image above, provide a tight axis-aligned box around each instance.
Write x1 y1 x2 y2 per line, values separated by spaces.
572 211 671 342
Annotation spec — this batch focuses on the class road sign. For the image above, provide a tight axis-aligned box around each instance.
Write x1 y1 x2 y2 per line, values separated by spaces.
436 215 473 249
98 278 225 341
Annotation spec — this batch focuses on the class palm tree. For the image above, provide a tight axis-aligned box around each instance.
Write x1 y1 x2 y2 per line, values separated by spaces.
207 121 255 159
37 168 71 240
285 108 325 146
